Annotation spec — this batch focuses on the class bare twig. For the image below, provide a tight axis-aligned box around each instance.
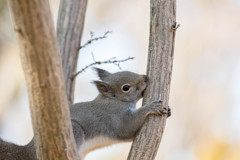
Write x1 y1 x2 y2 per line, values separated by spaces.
71 56 134 79
91 52 96 62
90 31 94 38
78 31 112 50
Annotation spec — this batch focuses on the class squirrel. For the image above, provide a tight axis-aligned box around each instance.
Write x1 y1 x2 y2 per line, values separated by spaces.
0 68 171 160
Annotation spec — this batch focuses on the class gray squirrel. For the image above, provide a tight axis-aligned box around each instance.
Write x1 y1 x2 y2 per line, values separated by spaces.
0 68 171 160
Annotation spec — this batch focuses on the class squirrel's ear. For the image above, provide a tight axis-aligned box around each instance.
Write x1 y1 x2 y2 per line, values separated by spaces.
93 67 111 80
93 81 115 97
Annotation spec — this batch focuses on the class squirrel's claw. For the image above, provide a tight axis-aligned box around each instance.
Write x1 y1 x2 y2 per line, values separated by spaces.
167 107 171 118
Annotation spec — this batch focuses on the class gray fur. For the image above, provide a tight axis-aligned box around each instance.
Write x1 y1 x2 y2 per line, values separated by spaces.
0 138 36 160
0 68 168 159
92 67 111 80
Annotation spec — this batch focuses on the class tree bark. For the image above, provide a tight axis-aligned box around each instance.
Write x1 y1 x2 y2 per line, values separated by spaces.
8 0 80 159
57 0 88 104
127 0 177 159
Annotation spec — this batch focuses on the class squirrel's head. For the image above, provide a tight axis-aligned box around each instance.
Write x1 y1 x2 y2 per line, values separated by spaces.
93 67 147 102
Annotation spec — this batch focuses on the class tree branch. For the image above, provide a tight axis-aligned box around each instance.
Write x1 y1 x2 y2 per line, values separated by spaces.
8 0 80 159
127 0 177 159
71 56 134 79
78 31 112 50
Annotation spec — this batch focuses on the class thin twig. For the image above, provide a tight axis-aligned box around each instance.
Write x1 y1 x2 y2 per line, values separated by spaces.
91 52 96 62
78 31 112 50
71 57 134 79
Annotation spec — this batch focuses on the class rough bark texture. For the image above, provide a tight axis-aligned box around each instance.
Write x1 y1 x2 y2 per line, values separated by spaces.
127 0 177 159
57 0 88 104
8 0 80 159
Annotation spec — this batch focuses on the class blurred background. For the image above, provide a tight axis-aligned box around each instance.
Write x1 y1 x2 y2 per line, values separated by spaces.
1 0 240 159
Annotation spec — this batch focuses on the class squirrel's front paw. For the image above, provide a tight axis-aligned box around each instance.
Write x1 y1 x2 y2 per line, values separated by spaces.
147 101 168 116
146 101 172 118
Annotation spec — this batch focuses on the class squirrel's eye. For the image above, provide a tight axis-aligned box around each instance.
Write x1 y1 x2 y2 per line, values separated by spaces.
121 84 131 92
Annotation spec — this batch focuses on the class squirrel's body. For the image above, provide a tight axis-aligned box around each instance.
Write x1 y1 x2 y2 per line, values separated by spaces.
71 96 138 157
0 68 170 159
0 139 35 160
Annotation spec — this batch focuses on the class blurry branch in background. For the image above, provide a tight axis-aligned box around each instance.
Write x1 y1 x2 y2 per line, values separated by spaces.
71 56 134 79
57 0 88 104
0 0 7 13
78 31 112 50
127 0 177 159
0 0 7 49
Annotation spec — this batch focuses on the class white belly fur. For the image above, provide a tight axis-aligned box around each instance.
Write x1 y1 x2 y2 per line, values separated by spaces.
79 136 123 158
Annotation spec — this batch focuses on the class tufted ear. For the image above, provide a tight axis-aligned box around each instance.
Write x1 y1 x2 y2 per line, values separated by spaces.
93 67 111 80
93 81 115 97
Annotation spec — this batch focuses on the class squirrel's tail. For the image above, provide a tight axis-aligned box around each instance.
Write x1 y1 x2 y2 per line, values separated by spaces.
0 138 36 160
